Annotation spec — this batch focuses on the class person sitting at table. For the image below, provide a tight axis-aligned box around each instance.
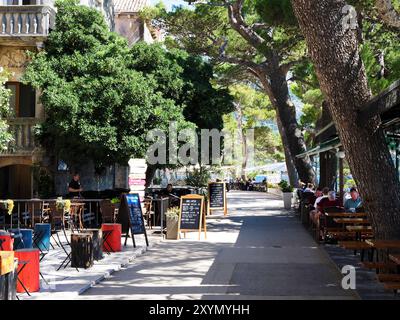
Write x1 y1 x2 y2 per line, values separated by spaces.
314 187 329 209
309 187 326 222
304 183 315 193
68 172 83 198
311 190 342 224
317 191 342 212
344 187 362 212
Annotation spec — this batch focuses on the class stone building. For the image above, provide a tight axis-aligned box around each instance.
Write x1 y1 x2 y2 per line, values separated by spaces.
0 0 157 198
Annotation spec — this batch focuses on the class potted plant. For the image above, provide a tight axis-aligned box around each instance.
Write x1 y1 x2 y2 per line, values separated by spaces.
165 207 180 240
0 199 14 215
278 180 294 209
56 197 71 213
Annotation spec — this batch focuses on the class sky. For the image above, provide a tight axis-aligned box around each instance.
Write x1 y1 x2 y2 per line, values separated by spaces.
150 0 190 11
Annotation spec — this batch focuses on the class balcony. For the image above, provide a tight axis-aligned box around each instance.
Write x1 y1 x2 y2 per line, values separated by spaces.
0 118 40 156
0 5 55 44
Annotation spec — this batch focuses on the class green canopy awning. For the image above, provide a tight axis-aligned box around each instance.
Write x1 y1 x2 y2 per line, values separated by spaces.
296 137 342 158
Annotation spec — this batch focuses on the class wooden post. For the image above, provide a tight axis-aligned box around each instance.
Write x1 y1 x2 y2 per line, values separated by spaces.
339 151 344 200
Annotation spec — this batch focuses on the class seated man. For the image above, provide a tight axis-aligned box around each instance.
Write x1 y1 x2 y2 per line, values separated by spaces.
318 191 342 211
304 183 315 193
314 187 329 209
309 187 327 222
310 190 342 225
344 187 362 212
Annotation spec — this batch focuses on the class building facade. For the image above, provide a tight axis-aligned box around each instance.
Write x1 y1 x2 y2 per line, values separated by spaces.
0 0 156 198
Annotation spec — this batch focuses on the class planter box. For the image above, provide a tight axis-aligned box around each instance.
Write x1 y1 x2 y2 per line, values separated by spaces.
282 192 293 210
166 216 179 240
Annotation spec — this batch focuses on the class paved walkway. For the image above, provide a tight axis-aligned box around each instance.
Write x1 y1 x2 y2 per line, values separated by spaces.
81 191 358 300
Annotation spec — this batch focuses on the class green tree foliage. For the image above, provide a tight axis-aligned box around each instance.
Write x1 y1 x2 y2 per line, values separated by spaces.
24 0 232 169
0 68 12 151
185 166 211 188
223 85 283 164
128 43 234 131
255 0 296 27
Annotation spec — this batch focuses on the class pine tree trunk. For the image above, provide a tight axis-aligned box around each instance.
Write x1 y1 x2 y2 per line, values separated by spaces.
257 66 316 186
276 117 298 187
145 165 157 188
292 0 400 239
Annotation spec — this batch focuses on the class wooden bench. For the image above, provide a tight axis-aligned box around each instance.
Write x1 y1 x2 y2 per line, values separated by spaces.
338 241 371 261
377 274 400 282
383 282 400 291
389 254 400 265
361 261 398 273
338 241 371 250
326 231 356 239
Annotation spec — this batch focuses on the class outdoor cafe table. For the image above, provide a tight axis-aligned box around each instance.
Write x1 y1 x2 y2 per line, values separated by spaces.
325 212 367 218
333 218 371 225
345 225 373 241
365 240 400 263
389 254 400 265
69 203 85 230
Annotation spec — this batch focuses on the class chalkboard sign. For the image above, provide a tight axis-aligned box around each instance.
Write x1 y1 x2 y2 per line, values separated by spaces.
209 183 224 208
118 193 149 247
178 195 206 240
126 194 145 235
208 182 227 215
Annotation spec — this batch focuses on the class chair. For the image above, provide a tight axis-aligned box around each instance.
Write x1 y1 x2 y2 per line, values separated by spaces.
143 197 155 229
41 203 51 223
15 260 30 299
47 202 78 271
20 212 31 228
82 211 96 229
100 200 117 224
322 206 346 242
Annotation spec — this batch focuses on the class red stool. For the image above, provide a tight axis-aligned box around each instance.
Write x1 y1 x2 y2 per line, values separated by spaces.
0 231 14 251
14 249 40 294
101 224 121 253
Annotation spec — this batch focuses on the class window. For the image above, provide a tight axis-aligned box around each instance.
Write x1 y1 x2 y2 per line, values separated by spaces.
57 160 69 172
5 82 36 117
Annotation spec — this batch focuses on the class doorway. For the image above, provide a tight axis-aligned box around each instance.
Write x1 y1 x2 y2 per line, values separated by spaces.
0 165 32 199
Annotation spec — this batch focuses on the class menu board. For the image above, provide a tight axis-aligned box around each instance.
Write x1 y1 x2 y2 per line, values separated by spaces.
179 197 202 230
117 193 149 247
126 193 145 235
209 183 225 208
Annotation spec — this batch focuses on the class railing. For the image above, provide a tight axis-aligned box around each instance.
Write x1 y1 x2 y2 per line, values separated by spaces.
0 117 40 155
0 199 103 229
0 5 55 37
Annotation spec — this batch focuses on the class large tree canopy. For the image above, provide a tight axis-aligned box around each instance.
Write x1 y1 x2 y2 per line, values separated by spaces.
154 0 316 185
24 0 233 169
128 43 234 131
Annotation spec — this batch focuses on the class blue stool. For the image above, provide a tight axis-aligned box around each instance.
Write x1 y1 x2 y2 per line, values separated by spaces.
9 229 33 249
33 223 51 251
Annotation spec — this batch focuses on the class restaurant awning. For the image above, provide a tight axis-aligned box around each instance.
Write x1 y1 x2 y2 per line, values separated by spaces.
296 137 342 158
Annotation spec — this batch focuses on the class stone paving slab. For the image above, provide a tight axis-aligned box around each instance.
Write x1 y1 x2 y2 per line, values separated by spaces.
80 191 359 300
19 231 162 300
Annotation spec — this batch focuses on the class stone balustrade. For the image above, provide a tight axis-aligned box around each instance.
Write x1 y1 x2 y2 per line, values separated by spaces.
0 5 55 37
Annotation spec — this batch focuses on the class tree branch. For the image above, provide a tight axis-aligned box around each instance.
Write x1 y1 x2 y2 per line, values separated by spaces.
375 0 400 30
279 56 309 74
226 0 270 52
